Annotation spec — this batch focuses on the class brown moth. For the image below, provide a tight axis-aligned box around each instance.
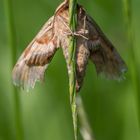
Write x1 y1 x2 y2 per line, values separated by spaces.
12 0 127 92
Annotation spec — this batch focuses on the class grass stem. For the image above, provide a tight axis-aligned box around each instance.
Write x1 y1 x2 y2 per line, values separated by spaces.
122 0 140 129
4 0 24 139
68 0 78 139
77 96 95 140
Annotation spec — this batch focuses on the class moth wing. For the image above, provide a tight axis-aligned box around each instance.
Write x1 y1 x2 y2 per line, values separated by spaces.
12 16 59 90
87 15 127 79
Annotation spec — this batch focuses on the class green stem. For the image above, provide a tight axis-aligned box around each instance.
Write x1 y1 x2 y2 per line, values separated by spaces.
4 0 24 139
77 96 95 140
68 0 78 140
123 0 140 129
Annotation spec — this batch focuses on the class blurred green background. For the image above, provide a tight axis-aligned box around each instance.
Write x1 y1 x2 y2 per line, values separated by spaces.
0 0 140 140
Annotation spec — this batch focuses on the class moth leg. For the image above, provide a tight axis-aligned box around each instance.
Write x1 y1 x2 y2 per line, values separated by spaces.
73 32 89 40
58 16 89 40
63 31 89 40
83 15 87 33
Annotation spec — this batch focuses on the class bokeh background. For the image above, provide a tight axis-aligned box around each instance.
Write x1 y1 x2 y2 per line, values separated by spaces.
0 0 140 140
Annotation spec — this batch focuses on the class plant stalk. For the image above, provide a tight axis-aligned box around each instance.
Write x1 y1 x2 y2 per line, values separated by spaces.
122 0 140 129
77 96 95 140
4 0 24 139
68 0 78 139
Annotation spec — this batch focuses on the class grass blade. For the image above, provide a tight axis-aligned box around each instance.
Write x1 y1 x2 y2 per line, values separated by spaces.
4 0 24 139
122 0 140 129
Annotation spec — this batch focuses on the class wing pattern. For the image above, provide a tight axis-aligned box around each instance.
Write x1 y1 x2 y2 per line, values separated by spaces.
86 14 127 79
12 17 59 90
12 3 127 92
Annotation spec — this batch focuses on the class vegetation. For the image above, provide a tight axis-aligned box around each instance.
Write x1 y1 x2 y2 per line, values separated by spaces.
0 0 140 140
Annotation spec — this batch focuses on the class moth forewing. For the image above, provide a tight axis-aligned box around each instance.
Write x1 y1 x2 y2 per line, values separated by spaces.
12 16 59 91
12 2 127 92
84 12 127 79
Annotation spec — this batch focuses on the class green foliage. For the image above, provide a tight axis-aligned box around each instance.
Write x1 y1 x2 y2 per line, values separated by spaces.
0 0 140 140
4 0 24 140
123 0 140 128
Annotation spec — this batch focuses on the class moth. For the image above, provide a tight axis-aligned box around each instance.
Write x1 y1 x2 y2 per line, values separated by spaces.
12 0 127 92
